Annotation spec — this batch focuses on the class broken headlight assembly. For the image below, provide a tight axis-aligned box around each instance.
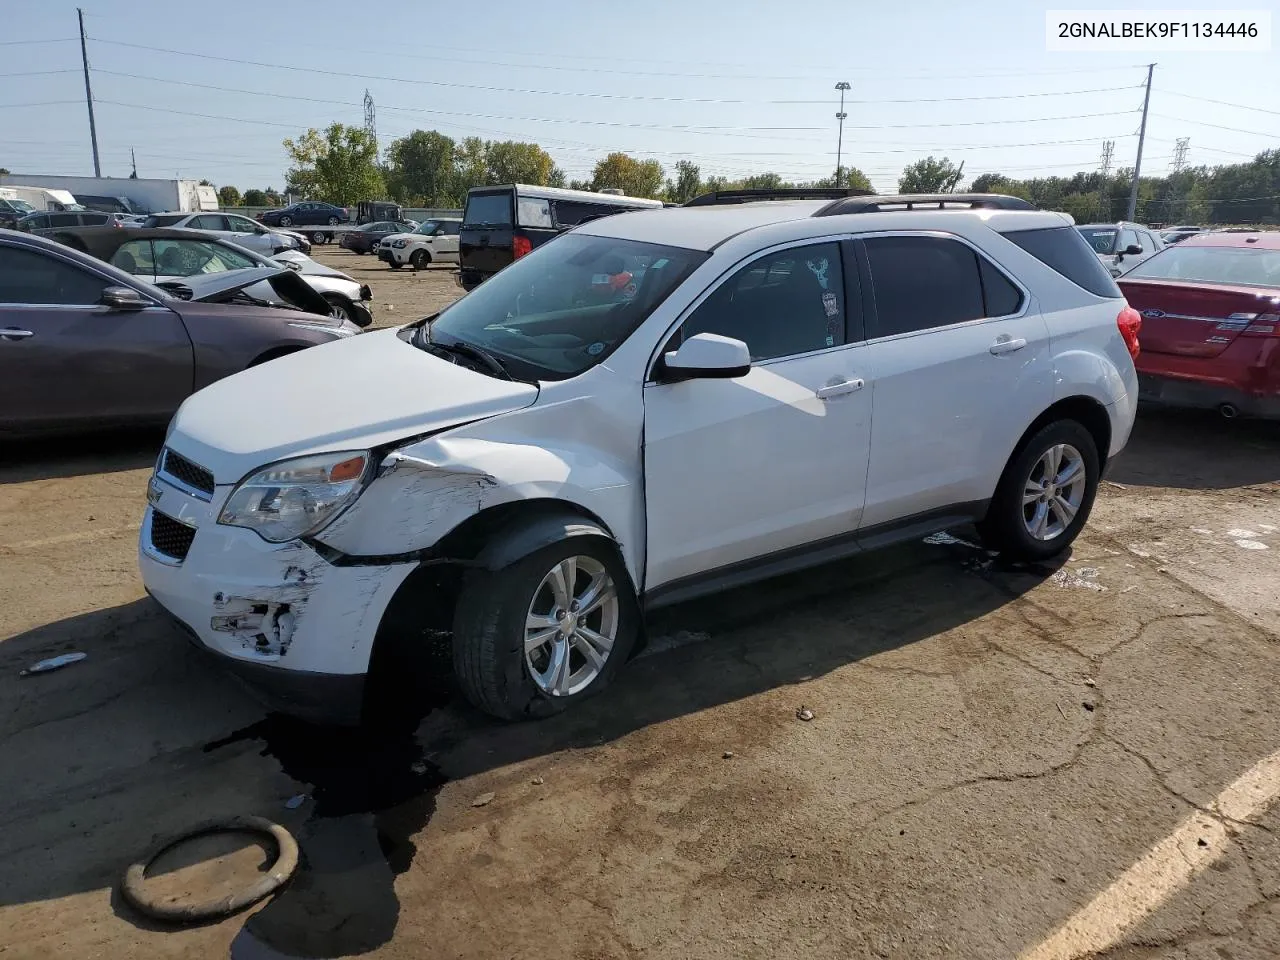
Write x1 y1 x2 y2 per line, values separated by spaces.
218 451 369 543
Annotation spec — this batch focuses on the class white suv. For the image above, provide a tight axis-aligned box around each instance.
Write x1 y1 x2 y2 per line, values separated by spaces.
377 217 461 269
139 192 1140 724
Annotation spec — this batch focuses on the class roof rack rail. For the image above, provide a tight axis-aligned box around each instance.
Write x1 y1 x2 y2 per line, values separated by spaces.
684 187 875 207
813 193 1037 217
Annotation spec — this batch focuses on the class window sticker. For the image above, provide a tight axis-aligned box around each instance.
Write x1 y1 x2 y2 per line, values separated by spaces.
822 291 839 317
806 257 830 290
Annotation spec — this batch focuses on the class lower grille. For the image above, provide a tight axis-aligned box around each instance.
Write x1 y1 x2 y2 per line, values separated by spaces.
150 510 197 561
162 449 215 498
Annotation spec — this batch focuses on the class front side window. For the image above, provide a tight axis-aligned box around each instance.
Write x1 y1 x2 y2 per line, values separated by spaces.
1125 245 1280 288
0 246 108 305
414 220 440 236
864 236 984 337
226 215 259 232
1120 229 1140 252
191 214 229 231
1078 227 1118 255
152 239 260 276
109 240 156 276
421 233 706 381
681 242 847 361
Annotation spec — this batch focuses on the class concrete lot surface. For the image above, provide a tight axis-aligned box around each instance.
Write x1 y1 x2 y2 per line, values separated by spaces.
1 253 1278 960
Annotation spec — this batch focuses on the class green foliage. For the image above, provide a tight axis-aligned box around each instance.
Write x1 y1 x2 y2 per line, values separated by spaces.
242 189 268 206
666 160 702 203
591 153 665 198
283 123 384 207
899 156 963 194
217 185 242 207
384 130 458 206
548 166 566 188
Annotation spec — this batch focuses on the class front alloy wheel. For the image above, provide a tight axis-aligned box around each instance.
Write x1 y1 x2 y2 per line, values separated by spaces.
524 556 619 697
452 537 638 720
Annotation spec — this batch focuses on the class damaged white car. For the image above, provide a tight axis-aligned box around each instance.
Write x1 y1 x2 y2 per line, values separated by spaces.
140 192 1138 724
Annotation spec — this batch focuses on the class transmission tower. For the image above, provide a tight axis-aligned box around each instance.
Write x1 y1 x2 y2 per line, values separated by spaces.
1097 139 1115 221
363 89 377 153
1171 137 1190 175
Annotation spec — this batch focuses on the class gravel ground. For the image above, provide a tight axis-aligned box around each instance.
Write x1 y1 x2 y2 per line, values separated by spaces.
312 245 463 329
1 301 1279 960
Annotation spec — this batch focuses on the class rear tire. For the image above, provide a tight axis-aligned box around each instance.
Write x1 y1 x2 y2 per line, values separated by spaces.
310 230 326 244
327 216 340 226
452 538 638 721
978 419 1100 562
409 249 430 270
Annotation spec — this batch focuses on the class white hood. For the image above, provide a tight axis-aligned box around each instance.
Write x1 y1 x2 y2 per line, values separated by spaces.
167 328 539 482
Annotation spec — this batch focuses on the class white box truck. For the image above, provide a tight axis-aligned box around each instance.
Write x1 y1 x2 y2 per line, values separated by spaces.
1 185 84 213
0 175 219 215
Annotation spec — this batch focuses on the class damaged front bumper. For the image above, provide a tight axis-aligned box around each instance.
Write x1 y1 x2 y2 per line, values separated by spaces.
138 475 417 724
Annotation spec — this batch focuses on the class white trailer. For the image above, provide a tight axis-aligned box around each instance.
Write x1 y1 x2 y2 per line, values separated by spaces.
0 175 218 214
1 185 83 212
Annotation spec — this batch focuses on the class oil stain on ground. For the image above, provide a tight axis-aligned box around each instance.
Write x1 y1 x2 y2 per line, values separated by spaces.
207 713 448 959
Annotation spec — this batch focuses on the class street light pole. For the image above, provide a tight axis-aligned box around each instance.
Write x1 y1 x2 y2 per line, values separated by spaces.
834 81 850 188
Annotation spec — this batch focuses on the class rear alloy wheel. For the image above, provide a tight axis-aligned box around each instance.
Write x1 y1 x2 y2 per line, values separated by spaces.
452 538 638 720
279 216 293 227
327 216 340 226
311 230 326 244
409 249 430 270
978 420 1100 562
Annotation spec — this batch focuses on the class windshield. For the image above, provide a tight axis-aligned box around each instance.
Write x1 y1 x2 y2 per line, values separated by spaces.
150 238 263 276
8 200 35 214
422 233 707 381
1077 227 1118 254
1126 245 1280 288
413 220 440 235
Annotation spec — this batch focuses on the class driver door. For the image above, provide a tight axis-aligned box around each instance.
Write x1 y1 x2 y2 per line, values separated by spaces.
642 240 872 596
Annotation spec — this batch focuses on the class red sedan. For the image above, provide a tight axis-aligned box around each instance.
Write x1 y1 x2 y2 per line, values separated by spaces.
1118 231 1280 420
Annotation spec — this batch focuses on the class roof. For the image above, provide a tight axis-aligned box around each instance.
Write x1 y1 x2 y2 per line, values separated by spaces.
574 200 1070 252
1179 231 1280 250
55 226 268 261
471 183 664 208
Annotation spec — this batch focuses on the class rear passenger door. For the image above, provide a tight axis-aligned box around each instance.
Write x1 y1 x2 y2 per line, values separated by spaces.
857 233 1053 529
435 221 460 262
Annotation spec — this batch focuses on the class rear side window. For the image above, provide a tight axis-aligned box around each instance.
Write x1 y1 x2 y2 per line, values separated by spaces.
144 214 187 228
864 236 984 337
79 213 110 225
1002 226 1122 299
516 196 553 229
553 200 611 228
464 191 513 227
978 258 1024 316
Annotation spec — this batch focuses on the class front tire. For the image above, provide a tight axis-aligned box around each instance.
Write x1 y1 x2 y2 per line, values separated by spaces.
978 420 1100 562
279 216 293 227
452 538 639 720
323 295 354 323
388 261 402 270
310 230 327 244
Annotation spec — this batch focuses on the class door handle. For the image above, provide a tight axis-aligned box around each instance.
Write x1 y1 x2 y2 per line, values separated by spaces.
989 336 1027 356
815 377 864 400
1 328 34 341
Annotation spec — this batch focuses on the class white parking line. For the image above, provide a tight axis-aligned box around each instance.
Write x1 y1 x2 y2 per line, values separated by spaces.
0 524 141 553
1021 747 1280 960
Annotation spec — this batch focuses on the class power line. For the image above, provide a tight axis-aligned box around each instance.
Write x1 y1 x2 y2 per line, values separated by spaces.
0 37 76 45
1152 113 1280 139
839 85 1139 105
832 110 1137 131
0 100 84 109
1162 90 1280 118
0 69 80 78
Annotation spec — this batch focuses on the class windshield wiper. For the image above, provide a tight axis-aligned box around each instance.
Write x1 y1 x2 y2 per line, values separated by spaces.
426 336 515 381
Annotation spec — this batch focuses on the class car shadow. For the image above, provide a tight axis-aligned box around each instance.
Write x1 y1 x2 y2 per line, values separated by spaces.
0 428 165 485
0 536 1060 958
1109 408 1280 491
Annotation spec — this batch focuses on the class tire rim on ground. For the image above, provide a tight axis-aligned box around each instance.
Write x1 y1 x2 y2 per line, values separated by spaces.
525 556 619 697
1022 442 1086 541
120 815 298 923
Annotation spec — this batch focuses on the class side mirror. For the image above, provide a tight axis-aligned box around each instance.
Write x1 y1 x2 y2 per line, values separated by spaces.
102 285 148 310
1123 244 1143 256
659 332 751 381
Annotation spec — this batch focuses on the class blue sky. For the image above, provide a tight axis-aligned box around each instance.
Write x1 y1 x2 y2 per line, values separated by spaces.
3 0 1277 194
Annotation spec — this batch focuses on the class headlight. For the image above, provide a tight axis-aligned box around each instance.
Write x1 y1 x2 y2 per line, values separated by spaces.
218 451 369 542
391 239 407 248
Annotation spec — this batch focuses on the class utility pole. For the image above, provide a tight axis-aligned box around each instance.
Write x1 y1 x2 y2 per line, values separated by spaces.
1126 63 1155 222
834 81 850 188
77 8 101 177
1097 139 1114 220
130 146 137 178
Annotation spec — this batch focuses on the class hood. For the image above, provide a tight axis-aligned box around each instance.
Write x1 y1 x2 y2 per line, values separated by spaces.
158 267 333 315
269 250 353 281
166 328 540 482
382 232 420 244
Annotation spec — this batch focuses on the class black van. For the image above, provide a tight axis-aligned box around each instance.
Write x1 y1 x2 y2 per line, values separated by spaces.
357 200 404 224
457 184 663 291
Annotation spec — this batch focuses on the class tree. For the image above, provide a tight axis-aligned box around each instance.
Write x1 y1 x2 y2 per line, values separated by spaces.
666 160 702 203
264 187 283 206
385 130 458 205
454 137 490 195
1 167 10 175
283 123 384 206
969 173 1005 193
242 189 268 206
806 166 873 191
217 185 242 207
548 166 566 189
591 152 664 198
899 156 962 193
485 140 556 186
567 178 592 192
738 172 785 190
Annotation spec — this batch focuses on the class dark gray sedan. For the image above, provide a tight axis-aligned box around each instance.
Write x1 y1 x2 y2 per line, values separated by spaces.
0 230 361 438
